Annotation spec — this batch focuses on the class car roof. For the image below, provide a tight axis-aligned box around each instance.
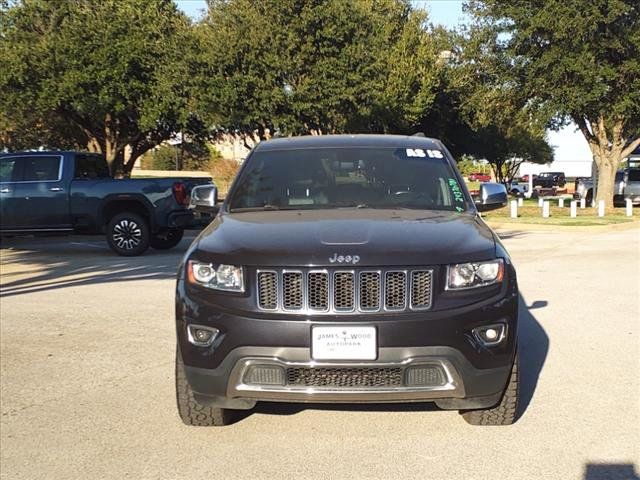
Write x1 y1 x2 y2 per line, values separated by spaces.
0 151 100 157
254 134 444 151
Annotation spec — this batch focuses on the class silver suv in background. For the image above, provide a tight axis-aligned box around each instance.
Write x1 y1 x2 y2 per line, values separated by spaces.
574 169 640 206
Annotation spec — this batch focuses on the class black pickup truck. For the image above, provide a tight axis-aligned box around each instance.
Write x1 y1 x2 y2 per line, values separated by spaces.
0 151 212 255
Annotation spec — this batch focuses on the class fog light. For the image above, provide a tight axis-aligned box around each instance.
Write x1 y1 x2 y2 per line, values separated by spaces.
485 328 498 340
187 324 219 347
472 323 507 346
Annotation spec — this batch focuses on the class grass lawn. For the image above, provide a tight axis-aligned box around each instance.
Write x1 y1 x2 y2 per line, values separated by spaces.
481 202 637 226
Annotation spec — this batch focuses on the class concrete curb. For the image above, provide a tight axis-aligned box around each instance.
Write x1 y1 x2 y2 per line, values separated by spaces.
485 220 640 232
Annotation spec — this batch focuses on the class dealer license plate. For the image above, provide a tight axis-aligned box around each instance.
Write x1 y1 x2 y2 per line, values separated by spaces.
311 326 377 360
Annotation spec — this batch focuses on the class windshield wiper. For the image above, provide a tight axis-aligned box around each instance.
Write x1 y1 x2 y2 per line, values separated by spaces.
229 204 284 213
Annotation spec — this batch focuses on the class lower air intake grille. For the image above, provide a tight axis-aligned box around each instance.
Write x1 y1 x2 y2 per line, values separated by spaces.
286 367 403 388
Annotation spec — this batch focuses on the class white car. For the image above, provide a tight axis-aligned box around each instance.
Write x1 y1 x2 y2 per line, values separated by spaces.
508 181 529 196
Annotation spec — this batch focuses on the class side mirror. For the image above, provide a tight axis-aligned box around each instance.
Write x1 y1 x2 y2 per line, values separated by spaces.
476 182 507 211
189 184 218 212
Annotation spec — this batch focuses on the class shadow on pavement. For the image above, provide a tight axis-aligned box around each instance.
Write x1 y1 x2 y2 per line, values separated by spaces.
0 236 192 297
583 464 639 480
517 295 549 420
248 293 549 423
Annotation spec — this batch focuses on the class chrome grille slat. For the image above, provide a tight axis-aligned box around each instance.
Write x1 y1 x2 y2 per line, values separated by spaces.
308 271 329 311
385 271 407 310
257 271 278 310
282 271 303 310
333 271 355 311
256 268 432 314
410 270 433 310
359 271 381 311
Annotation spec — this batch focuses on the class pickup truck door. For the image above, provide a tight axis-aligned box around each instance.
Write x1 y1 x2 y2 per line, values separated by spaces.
12 154 71 230
0 156 24 229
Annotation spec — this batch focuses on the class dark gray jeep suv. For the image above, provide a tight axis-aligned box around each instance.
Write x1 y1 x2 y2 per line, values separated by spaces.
175 135 518 426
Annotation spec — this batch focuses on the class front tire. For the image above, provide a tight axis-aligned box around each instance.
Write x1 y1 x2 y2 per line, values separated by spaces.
106 212 150 256
150 229 184 250
175 347 235 426
461 351 519 426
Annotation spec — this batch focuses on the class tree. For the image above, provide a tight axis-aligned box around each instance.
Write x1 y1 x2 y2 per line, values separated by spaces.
193 0 440 144
466 0 640 206
471 125 553 184
0 0 200 176
411 26 552 179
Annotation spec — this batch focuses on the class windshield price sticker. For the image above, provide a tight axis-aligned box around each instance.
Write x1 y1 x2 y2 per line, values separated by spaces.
405 148 443 158
448 178 465 212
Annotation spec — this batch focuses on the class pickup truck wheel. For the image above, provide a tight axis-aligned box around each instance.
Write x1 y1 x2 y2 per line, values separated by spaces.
150 229 184 250
175 347 235 426
106 212 150 256
460 351 519 426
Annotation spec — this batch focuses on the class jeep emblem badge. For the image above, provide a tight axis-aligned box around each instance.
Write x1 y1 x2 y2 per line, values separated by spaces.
329 253 360 264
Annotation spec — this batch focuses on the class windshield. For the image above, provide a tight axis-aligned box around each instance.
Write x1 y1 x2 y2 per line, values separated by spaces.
228 147 468 212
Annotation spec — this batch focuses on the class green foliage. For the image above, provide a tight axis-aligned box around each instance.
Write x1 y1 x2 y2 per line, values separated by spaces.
194 0 440 138
465 0 640 204
141 141 222 171
456 155 484 177
0 0 200 175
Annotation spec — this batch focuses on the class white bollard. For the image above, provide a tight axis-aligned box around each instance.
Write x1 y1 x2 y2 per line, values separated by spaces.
510 200 518 218
598 200 605 217
580 198 586 209
626 198 633 217
558 198 564 208
570 201 577 218
542 201 550 218
517 197 523 207
538 197 544 207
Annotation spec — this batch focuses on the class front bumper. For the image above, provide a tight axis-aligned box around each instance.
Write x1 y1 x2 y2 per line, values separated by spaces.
182 345 512 410
176 271 519 411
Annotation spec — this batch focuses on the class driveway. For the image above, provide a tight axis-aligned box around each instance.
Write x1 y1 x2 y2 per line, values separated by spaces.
1 227 639 480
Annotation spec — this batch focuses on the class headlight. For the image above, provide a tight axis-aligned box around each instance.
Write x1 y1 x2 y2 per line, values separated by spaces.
446 259 504 290
187 261 245 292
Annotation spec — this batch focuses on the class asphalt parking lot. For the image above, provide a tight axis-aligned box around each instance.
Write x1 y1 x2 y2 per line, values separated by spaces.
1 226 639 480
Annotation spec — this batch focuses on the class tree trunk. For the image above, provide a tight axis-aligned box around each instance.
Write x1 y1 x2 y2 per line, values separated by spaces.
593 156 617 207
111 150 126 178
574 115 640 208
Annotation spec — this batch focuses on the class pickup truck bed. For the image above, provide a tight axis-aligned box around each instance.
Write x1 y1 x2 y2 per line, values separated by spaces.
0 151 213 255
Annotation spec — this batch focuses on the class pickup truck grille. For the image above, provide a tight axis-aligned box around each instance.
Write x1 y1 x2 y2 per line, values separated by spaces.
256 268 433 313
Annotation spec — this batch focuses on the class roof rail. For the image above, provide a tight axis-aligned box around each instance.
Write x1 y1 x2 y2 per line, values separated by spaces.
411 132 426 137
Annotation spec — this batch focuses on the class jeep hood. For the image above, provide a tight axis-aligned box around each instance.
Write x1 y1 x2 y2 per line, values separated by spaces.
192 209 497 267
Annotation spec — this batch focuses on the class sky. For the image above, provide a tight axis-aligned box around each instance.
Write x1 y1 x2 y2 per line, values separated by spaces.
174 0 592 170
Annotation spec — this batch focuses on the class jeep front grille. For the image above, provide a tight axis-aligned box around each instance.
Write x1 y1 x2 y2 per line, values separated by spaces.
256 268 433 314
